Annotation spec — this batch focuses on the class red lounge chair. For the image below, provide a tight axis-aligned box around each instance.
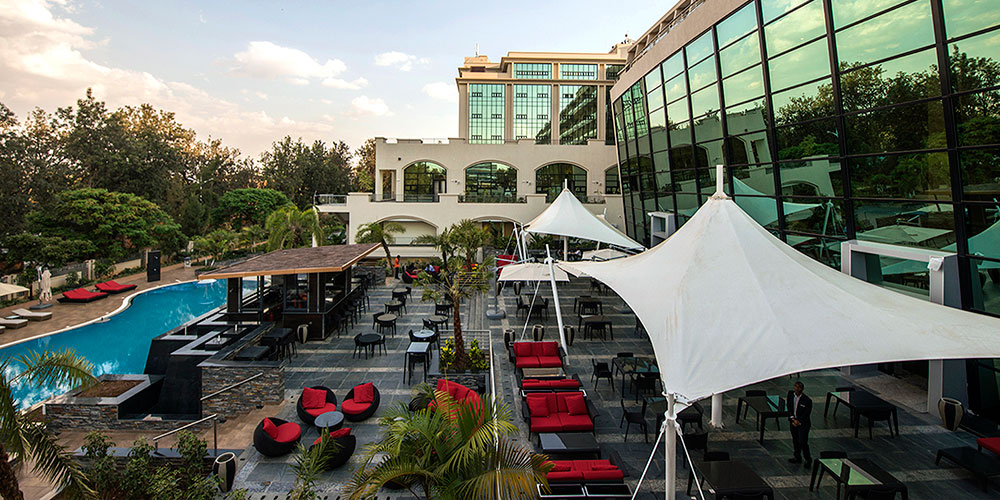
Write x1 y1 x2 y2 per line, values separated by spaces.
95 280 138 294
510 341 563 369
524 391 594 433
58 288 109 303
545 459 625 483
521 377 582 391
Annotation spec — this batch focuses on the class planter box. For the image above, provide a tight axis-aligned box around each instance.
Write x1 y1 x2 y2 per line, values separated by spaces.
45 374 171 431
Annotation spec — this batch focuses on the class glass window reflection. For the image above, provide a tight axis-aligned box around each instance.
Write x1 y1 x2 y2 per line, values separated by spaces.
845 100 946 155
687 31 715 64
764 0 826 55
772 78 835 126
767 38 831 91
840 49 940 112
717 2 758 48
831 0 907 29
690 84 720 118
662 52 685 81
762 0 811 24
836 1 935 68
723 66 765 107
854 200 956 250
849 153 951 200
688 56 718 91
720 33 761 77
943 0 1000 40
949 31 1000 93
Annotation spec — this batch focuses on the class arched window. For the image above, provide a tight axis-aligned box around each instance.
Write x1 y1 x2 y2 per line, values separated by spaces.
605 166 621 194
403 161 446 202
536 163 587 202
465 162 518 202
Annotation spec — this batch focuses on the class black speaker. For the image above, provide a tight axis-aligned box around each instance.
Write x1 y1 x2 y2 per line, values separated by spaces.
147 250 161 282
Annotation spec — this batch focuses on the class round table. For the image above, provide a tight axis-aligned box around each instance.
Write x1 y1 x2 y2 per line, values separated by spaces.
358 333 384 357
427 314 447 325
314 411 344 430
384 300 403 314
412 329 436 341
393 287 408 294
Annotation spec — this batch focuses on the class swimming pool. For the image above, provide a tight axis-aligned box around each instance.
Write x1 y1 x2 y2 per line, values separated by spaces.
1 279 253 408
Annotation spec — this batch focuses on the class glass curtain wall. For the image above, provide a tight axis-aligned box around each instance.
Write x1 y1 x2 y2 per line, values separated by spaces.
469 83 505 144
559 85 599 144
536 163 588 202
402 161 446 202
514 85 552 143
465 162 519 202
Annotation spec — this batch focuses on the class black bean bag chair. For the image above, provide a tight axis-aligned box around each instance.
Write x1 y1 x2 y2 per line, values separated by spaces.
310 428 357 469
341 383 380 422
253 417 301 457
296 386 338 426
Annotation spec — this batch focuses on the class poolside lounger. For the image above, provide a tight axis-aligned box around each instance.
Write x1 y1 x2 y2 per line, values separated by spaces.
95 280 138 294
12 308 51 321
58 288 109 303
0 317 28 329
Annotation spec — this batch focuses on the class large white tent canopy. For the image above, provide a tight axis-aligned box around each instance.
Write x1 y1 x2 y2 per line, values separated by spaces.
498 262 569 282
525 188 643 250
561 193 1000 404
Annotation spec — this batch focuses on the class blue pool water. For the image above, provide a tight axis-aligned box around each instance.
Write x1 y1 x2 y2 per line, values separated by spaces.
1 280 251 408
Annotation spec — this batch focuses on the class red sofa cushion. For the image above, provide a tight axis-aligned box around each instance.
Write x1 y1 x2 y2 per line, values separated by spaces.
585 469 624 481
330 427 351 439
548 471 585 481
262 418 278 439
438 380 475 401
513 342 533 358
540 342 558 356
515 357 541 368
530 415 564 433
557 414 594 432
341 399 370 414
526 395 550 417
565 394 587 416
978 437 1000 455
302 387 327 409
537 356 562 368
304 402 338 417
354 383 375 404
274 422 301 443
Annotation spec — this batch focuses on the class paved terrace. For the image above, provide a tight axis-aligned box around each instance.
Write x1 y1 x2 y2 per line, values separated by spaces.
232 275 997 499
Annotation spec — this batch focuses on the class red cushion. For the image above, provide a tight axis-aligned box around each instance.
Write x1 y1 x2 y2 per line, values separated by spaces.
513 343 532 357
547 471 585 481
553 379 581 389
274 422 301 443
261 418 278 439
354 383 375 404
978 437 1000 455
537 356 562 368
540 342 558 356
302 387 327 409
583 469 624 481
530 415 563 433
516 357 541 368
565 394 587 416
304 402 338 417
521 379 541 388
329 427 351 439
558 414 594 432
549 462 572 472
526 396 549 417
592 464 618 471
341 399 370 414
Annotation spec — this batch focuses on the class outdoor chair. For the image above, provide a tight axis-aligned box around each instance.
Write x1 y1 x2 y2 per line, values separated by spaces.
296 386 338 426
385 302 403 315
830 386 856 418
253 417 301 457
686 449 729 494
631 372 659 402
861 408 895 439
579 302 600 316
742 390 766 420
342 383 380 421
811 450 848 495
516 296 530 318
311 428 356 469
680 431 708 469
620 399 648 443
847 486 901 500
352 334 365 359
592 359 614 390
423 318 438 333
677 402 704 432
435 303 452 316
372 313 381 329
613 352 633 378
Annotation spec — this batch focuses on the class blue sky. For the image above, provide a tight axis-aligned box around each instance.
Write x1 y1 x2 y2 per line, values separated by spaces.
1 0 675 157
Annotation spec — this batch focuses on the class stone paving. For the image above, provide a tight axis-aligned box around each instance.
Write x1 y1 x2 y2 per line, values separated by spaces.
232 274 999 499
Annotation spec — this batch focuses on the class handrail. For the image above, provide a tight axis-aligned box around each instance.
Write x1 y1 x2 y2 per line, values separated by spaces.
200 372 264 402
152 413 220 456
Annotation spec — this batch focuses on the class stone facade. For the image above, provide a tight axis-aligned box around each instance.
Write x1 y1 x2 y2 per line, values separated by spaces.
45 402 210 432
200 365 284 418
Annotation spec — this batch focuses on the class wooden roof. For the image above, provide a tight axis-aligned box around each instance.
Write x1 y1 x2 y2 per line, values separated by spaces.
201 243 380 279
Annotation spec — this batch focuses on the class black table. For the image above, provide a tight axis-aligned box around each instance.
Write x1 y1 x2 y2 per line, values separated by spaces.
612 357 658 393
426 314 448 331
233 345 269 361
573 295 593 313
357 333 383 359
375 313 397 337
538 432 600 458
693 460 774 500
260 327 293 346
825 390 899 438
577 298 603 315
314 411 344 431
405 341 431 383
811 457 908 500
384 299 403 315
579 315 613 340
736 395 791 444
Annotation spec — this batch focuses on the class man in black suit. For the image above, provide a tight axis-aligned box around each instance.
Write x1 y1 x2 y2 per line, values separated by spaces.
788 381 813 468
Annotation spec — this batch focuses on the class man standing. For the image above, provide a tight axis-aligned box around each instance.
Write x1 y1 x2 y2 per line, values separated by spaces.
787 381 812 468
393 256 400 279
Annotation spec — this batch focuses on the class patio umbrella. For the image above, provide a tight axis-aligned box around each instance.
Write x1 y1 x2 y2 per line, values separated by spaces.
39 269 52 302
497 262 569 282
0 283 29 298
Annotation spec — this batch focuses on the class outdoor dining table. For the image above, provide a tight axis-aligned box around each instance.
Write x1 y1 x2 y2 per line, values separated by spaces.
357 333 384 359
810 457 908 499
825 389 900 438
405 341 431 384
577 297 603 315
260 327 294 359
735 395 791 444
426 314 448 331
692 460 775 499
392 288 408 301
612 356 658 393
412 329 436 343
579 315 613 340
384 299 404 315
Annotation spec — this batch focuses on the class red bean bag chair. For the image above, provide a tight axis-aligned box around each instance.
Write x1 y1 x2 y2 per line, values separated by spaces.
253 417 301 457
311 427 356 469
342 383 380 421
296 386 338 426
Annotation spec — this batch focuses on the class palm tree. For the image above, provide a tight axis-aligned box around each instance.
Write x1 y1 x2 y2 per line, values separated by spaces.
345 388 550 500
239 225 267 251
355 222 404 266
0 349 98 500
265 205 325 251
413 227 453 265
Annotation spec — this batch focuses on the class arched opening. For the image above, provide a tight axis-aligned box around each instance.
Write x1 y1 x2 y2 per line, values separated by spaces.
464 162 519 202
536 163 587 202
605 165 621 194
402 161 446 202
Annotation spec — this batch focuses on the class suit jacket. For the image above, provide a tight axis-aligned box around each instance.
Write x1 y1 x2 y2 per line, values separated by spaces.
787 391 813 427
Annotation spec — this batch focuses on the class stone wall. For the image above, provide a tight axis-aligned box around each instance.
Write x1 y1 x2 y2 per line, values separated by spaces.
45 403 209 432
200 365 284 418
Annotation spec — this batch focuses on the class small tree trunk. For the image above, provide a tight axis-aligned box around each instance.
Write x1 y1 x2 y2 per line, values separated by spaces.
0 444 25 500
451 300 468 370
381 240 392 269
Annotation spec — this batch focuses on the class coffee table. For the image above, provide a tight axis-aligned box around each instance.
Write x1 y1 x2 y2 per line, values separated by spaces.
522 367 564 378
314 411 344 431
538 432 600 458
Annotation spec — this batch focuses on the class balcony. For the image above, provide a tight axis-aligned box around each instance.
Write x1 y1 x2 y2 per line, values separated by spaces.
314 194 346 205
458 194 526 204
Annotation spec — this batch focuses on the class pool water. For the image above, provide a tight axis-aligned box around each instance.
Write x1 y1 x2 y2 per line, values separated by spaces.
1 280 252 408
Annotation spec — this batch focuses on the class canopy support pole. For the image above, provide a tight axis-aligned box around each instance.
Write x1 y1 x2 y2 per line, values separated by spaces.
562 236 568 261
519 281 541 341
665 393 677 500
545 245 568 363
711 393 724 428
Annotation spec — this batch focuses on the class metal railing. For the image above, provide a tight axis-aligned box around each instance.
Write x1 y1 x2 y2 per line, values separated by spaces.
458 194 526 204
200 372 264 402
153 414 220 456
314 194 347 205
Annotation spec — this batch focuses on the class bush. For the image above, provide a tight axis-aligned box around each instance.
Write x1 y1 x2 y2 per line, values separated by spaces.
65 271 80 288
440 339 488 372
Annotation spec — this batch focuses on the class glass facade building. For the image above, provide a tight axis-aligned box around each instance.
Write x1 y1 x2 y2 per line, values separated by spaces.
559 85 599 145
465 162 519 202
402 161 447 202
513 84 552 143
537 163 588 202
614 0 1000 418
469 83 505 144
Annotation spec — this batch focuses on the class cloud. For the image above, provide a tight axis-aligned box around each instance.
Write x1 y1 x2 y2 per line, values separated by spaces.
348 96 391 117
374 51 428 71
422 81 457 103
198 11 206 24
232 41 347 85
322 76 368 90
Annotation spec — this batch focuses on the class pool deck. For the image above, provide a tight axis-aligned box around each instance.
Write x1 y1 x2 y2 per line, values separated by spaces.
0 263 200 349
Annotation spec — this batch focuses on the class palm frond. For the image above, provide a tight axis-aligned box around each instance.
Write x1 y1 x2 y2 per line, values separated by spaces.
14 349 97 391
23 420 97 499
456 438 551 500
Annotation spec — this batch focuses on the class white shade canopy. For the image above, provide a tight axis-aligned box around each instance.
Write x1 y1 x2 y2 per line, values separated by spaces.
560 193 1000 403
0 283 29 297
498 262 569 282
525 188 643 250
582 248 628 261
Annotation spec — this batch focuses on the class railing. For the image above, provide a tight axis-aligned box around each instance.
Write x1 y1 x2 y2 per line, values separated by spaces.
152 414 220 456
458 194 526 204
580 196 607 205
314 194 347 205
200 371 264 402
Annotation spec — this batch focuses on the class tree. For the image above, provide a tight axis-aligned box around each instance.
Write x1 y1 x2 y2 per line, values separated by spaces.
288 438 337 500
355 222 404 266
345 388 550 500
239 225 268 251
353 138 376 192
212 188 291 228
1 233 96 277
0 349 98 499
194 228 238 265
29 188 185 259
414 227 454 265
265 205 325 251
260 137 354 208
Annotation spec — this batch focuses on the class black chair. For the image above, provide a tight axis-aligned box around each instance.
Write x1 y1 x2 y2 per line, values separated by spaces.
848 487 901 500
631 372 659 402
680 431 708 469
423 318 438 333
372 313 381 329
352 334 365 359
678 402 704 432
579 302 600 316
295 386 338 426
614 352 633 378
342 384 381 421
516 296 530 318
830 386 856 418
252 417 301 457
861 408 895 438
686 449 728 494
620 399 648 443
435 303 452 316
742 389 766 420
811 450 848 496
592 359 614 390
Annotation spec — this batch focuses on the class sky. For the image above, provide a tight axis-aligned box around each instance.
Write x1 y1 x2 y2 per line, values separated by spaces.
0 0 676 157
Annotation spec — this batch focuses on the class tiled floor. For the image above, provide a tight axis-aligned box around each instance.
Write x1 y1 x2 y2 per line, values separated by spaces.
232 275 1000 499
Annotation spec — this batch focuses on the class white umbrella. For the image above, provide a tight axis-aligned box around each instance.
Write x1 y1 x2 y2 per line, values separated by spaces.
582 248 628 261
498 262 569 282
39 269 53 302
0 283 29 297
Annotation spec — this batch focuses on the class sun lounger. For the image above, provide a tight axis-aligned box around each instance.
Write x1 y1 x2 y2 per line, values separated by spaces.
12 308 51 321
58 288 109 303
0 317 28 329
94 280 137 294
